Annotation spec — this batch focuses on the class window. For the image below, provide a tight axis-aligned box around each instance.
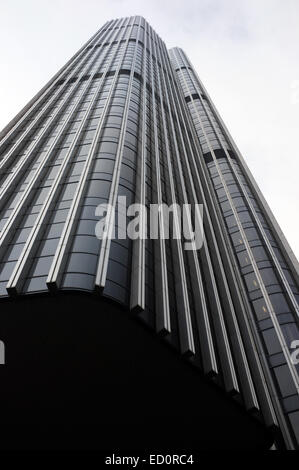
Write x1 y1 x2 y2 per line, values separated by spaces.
0 282 8 296
23 213 38 228
30 256 53 277
67 253 98 275
252 246 269 262
39 238 59 257
212 176 222 186
252 297 269 321
122 146 136 164
225 214 237 228
98 141 118 155
84 129 96 140
102 127 120 139
107 259 128 287
0 262 15 282
109 241 129 266
230 231 244 247
80 205 99 220
70 161 85 176
24 276 47 293
47 223 64 239
104 279 127 304
34 187 50 205
117 185 134 205
52 209 69 224
244 227 259 242
244 272 259 292
76 219 97 236
238 210 252 224
93 159 114 174
87 180 111 198
227 184 239 194
74 143 91 159
274 365 297 397
106 116 122 126
14 228 32 244
120 164 135 183
237 251 251 268
270 293 291 314
4 244 24 262
47 165 60 180
61 183 77 201
63 273 94 290
289 411 299 441
216 187 226 199
262 328 281 355
281 323 299 349
260 268 279 287
72 235 101 255
220 200 231 213
282 269 296 287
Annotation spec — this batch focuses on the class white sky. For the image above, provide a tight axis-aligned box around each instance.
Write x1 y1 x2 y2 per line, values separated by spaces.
0 0 298 259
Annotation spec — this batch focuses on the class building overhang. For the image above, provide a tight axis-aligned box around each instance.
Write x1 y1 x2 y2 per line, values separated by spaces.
0 291 274 450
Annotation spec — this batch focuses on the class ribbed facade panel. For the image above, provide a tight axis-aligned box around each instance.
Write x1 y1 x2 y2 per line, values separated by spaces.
170 46 299 448
0 15 298 449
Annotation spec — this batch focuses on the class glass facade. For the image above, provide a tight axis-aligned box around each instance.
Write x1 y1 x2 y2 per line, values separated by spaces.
0 15 298 449
170 46 299 448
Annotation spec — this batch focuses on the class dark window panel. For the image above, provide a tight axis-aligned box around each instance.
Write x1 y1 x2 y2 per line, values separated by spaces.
62 273 95 290
31 256 54 277
252 297 269 321
67 252 98 275
72 235 101 255
0 261 16 282
39 238 60 257
270 293 291 315
104 280 127 304
274 365 297 397
262 328 282 355
24 276 48 293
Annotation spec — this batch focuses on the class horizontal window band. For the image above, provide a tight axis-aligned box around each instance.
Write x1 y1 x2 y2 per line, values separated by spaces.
203 149 237 163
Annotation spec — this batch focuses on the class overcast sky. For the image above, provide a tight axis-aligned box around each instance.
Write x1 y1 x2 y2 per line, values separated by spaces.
0 0 298 259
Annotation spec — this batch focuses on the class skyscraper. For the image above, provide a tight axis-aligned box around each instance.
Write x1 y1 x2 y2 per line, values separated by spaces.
0 15 298 450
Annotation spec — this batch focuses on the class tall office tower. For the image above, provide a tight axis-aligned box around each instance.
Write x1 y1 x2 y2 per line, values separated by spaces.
0 15 297 450
169 47 299 449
